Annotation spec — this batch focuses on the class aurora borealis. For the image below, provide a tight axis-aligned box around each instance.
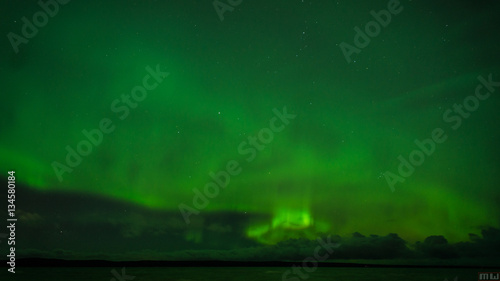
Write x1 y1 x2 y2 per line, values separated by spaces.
1 0 500 264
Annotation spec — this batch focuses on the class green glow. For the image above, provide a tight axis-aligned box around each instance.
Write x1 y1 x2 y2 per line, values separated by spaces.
1 0 499 249
247 207 333 244
271 209 312 230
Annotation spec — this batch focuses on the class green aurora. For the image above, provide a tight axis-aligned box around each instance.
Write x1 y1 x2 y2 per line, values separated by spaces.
0 0 499 256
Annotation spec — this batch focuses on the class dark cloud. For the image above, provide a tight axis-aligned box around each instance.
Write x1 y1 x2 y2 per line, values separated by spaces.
17 210 44 225
207 223 232 233
13 227 500 266
8 186 500 264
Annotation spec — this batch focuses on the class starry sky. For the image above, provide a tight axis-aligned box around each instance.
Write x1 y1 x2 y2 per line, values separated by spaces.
1 0 499 262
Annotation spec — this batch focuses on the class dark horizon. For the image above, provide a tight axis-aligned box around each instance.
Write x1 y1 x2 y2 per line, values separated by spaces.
6 183 500 264
3 258 500 268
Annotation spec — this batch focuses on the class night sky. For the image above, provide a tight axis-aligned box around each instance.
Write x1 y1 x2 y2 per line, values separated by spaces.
1 0 499 263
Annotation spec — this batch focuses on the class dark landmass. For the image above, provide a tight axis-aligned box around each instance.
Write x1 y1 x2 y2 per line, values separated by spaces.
2 258 500 268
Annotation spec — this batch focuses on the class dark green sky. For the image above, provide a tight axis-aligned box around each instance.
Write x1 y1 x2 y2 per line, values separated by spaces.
0 0 499 261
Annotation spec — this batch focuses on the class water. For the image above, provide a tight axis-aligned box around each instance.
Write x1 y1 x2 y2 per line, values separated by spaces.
3 267 494 281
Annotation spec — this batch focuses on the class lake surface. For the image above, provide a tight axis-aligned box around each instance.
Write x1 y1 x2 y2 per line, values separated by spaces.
3 266 496 281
